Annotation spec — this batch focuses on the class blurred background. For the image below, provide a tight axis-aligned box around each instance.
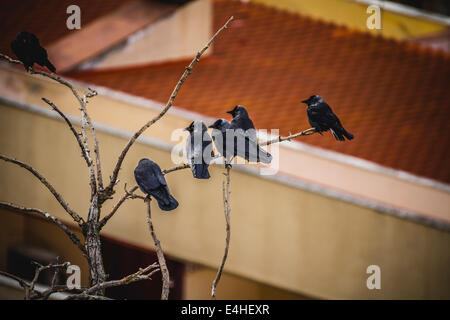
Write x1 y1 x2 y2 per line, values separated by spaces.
0 0 449 299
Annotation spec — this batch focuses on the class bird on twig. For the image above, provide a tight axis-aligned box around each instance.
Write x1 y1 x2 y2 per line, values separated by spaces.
227 105 257 142
134 158 178 211
184 120 214 179
209 119 272 165
11 31 56 72
301 95 354 141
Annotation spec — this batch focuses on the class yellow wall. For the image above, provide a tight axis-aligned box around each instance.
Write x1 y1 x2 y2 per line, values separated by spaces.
1 103 449 299
253 0 447 39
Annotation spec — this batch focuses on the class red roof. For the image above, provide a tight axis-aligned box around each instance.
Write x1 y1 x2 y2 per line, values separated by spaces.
5 0 450 183
0 0 132 55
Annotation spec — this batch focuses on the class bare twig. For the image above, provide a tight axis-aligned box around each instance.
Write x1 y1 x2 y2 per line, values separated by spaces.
41 98 91 167
260 127 317 146
28 260 70 299
211 165 231 299
0 202 86 255
98 184 141 230
162 163 191 175
40 257 63 300
82 88 104 191
105 16 235 196
0 155 84 224
66 263 159 300
0 53 101 198
146 199 170 300
0 270 30 290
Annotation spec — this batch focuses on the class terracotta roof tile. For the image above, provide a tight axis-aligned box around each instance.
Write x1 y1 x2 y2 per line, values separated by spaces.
18 0 450 183
47 0 178 72
0 0 133 57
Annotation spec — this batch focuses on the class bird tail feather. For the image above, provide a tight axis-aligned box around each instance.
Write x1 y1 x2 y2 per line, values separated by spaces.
331 129 345 141
343 130 354 140
151 188 178 211
257 148 273 164
192 164 210 179
45 59 56 73
157 195 179 211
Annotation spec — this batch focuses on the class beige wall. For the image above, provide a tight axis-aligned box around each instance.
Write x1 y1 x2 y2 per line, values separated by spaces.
1 103 449 299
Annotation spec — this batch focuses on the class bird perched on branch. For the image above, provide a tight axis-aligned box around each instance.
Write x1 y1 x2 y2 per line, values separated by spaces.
134 158 178 211
184 120 214 179
227 105 257 142
209 119 272 164
11 31 56 72
301 95 354 141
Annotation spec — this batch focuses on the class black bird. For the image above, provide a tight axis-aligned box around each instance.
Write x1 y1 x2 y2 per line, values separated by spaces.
227 105 257 142
209 119 272 164
184 120 214 179
11 31 56 72
134 158 178 211
301 95 354 141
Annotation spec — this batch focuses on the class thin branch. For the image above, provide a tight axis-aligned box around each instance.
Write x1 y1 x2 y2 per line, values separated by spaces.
0 270 30 289
211 165 231 299
41 97 91 167
28 260 70 299
0 155 84 224
0 53 20 64
66 263 159 300
98 184 140 230
146 199 170 300
0 202 86 255
82 88 104 190
40 257 63 300
79 102 97 197
260 127 317 146
105 16 235 195
0 53 100 197
162 163 191 175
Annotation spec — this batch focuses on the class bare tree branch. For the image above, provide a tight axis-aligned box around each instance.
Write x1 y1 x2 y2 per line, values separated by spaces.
0 259 70 300
104 16 235 196
28 260 71 299
98 184 141 230
82 88 104 191
0 53 102 198
162 163 191 175
40 257 63 300
0 202 86 255
211 165 231 299
66 263 159 300
260 127 317 146
0 270 29 290
79 107 97 197
41 97 91 167
146 199 170 300
0 155 84 224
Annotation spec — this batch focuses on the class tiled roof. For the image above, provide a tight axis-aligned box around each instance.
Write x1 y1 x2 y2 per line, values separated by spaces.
0 0 133 56
9 0 450 183
46 0 179 72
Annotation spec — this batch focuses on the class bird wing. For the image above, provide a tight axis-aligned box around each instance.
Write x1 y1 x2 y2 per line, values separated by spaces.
134 162 166 193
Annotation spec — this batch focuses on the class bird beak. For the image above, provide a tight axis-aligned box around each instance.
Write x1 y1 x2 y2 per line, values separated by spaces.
183 127 189 131
301 99 308 104
226 110 233 115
